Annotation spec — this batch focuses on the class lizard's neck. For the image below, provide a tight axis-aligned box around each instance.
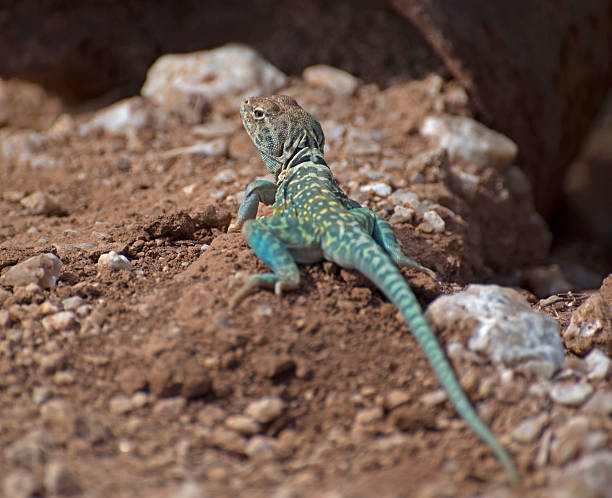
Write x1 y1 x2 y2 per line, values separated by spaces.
276 132 327 182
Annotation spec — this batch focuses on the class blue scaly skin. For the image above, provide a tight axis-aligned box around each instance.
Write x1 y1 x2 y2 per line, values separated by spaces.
229 95 519 482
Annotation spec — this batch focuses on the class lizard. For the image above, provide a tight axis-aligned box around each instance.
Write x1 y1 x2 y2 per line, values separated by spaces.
228 94 519 483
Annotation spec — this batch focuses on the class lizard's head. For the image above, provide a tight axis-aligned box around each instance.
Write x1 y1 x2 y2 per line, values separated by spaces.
240 95 325 177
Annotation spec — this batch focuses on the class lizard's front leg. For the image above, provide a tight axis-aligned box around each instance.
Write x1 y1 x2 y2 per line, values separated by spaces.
228 179 276 232
229 217 315 308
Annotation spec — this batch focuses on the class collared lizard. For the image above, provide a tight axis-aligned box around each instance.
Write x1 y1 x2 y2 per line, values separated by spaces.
228 94 519 482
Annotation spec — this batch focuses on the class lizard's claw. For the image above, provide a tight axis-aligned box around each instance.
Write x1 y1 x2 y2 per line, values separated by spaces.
228 271 250 290
228 220 243 233
228 272 259 309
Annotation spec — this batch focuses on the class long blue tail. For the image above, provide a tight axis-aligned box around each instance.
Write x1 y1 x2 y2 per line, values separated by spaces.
325 228 519 482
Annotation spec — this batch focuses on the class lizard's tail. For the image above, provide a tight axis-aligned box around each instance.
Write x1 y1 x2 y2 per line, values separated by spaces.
332 230 520 482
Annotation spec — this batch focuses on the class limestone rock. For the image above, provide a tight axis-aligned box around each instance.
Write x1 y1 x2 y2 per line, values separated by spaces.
563 275 612 356
421 114 518 169
97 251 132 272
303 64 360 96
426 284 563 369
20 191 66 216
244 396 286 424
80 97 151 136
1 253 62 289
142 44 286 114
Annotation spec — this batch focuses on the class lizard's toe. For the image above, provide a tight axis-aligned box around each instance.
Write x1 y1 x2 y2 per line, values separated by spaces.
228 271 249 290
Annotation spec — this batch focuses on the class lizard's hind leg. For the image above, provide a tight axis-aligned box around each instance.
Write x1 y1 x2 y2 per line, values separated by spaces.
351 207 437 280
229 217 314 308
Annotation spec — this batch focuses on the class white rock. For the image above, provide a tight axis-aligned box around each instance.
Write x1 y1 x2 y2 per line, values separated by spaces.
109 395 133 415
0 253 62 289
554 451 612 498
549 382 594 406
384 389 411 410
421 389 448 406
97 251 132 271
512 414 549 443
142 44 286 107
426 284 563 368
41 311 76 333
153 397 187 418
420 210 446 233
2 470 39 498
174 479 209 498
53 371 75 385
32 386 54 406
80 97 150 136
61 296 84 311
359 182 391 197
389 205 415 224
583 390 612 416
390 189 423 211
302 64 360 96
421 115 518 169
224 414 261 436
244 435 280 460
44 460 80 496
20 191 65 216
354 406 384 425
584 348 610 380
1 131 47 163
211 169 237 184
244 396 286 424
163 139 227 158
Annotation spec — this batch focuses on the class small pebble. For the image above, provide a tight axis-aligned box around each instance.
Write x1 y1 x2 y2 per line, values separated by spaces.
61 296 84 311
354 406 383 425
512 413 549 443
554 451 612 498
2 469 39 498
53 371 75 385
211 169 237 184
384 390 412 410
109 395 133 415
582 390 612 416
0 253 62 289
244 396 286 424
131 392 149 409
420 210 445 233
244 435 280 460
32 386 54 406
39 301 60 315
302 64 359 96
360 182 392 197
97 251 132 271
421 389 448 406
44 460 80 496
225 414 261 436
41 311 76 333
20 191 65 216
389 205 414 224
153 397 187 418
174 479 209 498
584 348 610 380
210 427 246 454
549 383 594 406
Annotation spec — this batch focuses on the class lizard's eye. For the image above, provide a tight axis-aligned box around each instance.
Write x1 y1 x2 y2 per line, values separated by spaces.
253 109 265 119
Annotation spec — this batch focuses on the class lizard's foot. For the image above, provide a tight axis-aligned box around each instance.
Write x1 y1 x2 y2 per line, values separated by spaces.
397 257 438 281
228 220 243 233
228 272 298 309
